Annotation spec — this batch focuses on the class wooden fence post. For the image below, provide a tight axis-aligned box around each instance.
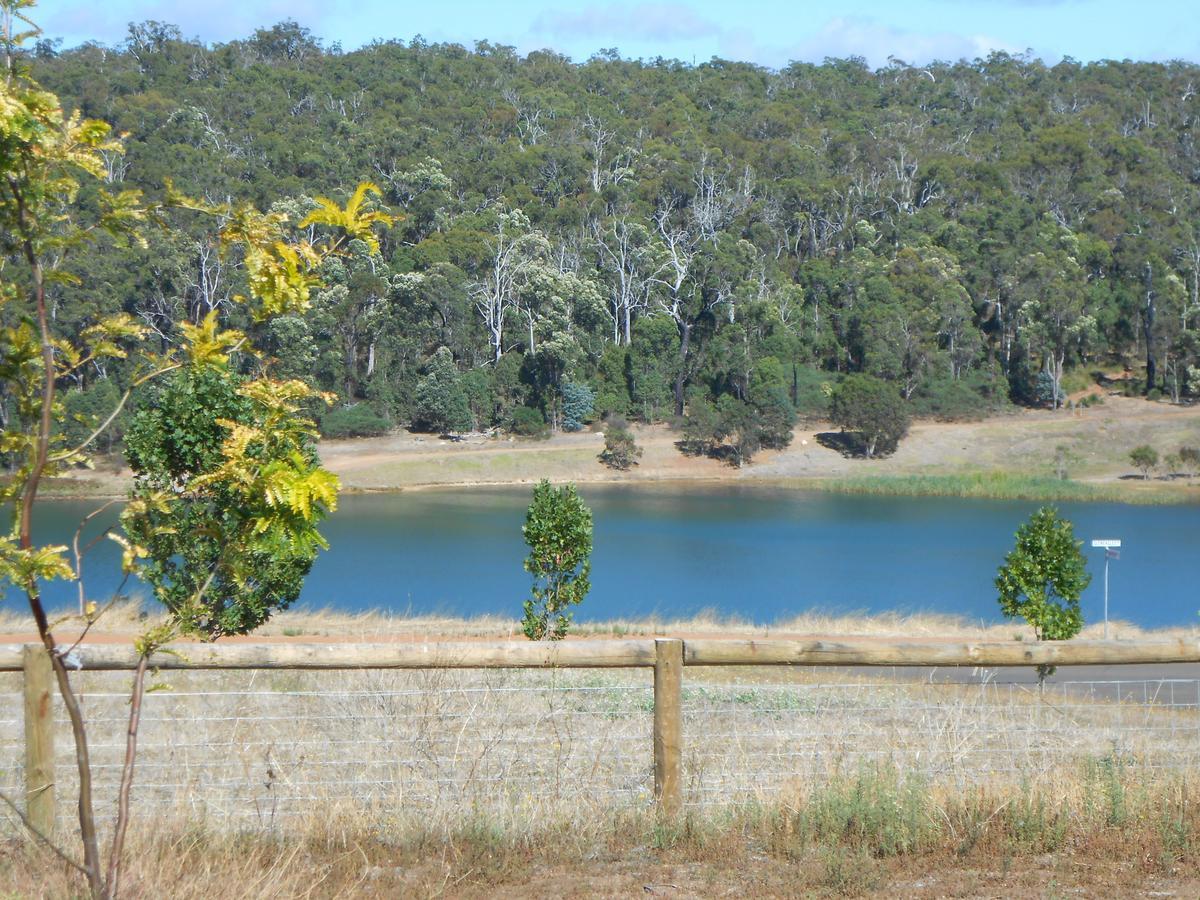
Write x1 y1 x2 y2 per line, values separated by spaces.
23 643 55 836
653 638 683 817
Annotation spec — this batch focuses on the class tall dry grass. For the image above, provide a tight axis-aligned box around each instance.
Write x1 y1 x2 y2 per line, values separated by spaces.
4 767 1200 897
1 599 1192 641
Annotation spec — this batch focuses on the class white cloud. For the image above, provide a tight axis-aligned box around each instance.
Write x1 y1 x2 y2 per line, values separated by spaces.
778 16 1022 68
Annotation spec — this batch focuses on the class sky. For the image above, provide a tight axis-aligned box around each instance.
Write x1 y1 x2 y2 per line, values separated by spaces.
34 0 1200 69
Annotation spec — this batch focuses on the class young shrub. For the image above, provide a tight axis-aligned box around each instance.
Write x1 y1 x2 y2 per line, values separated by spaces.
124 364 338 638
995 506 1091 682
1179 446 1200 477
1129 444 1159 479
909 373 992 422
1053 443 1080 481
716 395 763 468
509 405 549 439
1035 370 1064 408
320 404 391 438
1164 453 1184 478
560 381 595 432
521 480 593 640
599 421 643 470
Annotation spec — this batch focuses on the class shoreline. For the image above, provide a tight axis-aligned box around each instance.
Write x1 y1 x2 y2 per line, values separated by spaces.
29 396 1200 505
37 469 1200 505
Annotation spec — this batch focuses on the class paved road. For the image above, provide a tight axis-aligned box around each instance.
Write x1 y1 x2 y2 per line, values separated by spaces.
822 662 1200 704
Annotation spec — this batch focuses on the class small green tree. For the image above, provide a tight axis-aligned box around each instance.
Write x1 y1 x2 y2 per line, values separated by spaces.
521 480 592 640
716 395 762 468
680 396 721 456
1129 444 1158 479
995 506 1091 683
1180 445 1200 478
560 381 595 431
412 346 471 434
599 420 642 470
829 374 911 458
123 361 338 639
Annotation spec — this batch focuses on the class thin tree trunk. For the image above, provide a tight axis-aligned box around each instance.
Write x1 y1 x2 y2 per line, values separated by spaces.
1143 262 1157 393
104 654 149 899
12 197 104 897
673 321 691 418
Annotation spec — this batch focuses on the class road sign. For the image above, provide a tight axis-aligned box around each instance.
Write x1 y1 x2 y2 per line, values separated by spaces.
1105 548 1120 560
1091 539 1122 549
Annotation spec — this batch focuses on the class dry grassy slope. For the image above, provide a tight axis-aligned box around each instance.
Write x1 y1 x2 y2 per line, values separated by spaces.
36 395 1200 496
322 395 1200 490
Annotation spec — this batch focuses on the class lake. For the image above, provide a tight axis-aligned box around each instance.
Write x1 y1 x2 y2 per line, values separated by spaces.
20 487 1200 628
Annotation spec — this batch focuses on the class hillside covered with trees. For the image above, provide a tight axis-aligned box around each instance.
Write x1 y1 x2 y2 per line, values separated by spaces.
15 21 1200 459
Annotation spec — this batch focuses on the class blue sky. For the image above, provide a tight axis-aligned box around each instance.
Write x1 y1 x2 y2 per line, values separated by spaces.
35 0 1200 68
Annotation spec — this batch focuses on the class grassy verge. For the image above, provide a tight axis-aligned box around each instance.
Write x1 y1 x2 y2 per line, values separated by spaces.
5 766 1197 898
2 599 1185 641
816 471 1199 504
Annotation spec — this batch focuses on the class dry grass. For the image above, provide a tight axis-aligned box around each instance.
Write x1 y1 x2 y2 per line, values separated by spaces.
4 770 1200 898
1 599 1194 642
4 605 1200 895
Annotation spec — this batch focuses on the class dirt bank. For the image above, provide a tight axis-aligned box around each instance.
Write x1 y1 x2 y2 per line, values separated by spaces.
38 395 1200 499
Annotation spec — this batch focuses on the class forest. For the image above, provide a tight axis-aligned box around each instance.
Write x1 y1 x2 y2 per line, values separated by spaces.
14 21 1200 459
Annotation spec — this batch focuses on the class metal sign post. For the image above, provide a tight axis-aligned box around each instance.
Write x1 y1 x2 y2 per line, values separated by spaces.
1091 539 1122 639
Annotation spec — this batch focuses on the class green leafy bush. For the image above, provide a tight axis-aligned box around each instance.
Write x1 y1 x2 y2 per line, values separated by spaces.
509 405 549 438
599 420 642 470
320 404 391 438
909 374 992 422
791 365 833 419
995 506 1090 682
560 381 595 432
125 365 337 637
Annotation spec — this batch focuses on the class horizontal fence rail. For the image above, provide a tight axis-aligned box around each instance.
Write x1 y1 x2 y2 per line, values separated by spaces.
5 636 1200 838
5 637 1200 672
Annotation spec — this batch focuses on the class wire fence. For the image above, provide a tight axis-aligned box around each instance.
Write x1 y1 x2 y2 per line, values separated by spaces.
682 676 1200 806
3 667 1200 836
0 685 20 811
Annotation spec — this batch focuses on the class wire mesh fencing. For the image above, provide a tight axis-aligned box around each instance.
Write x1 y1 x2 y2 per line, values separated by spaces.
32 667 656 837
0 679 20 808
682 673 1200 807
3 666 1200 836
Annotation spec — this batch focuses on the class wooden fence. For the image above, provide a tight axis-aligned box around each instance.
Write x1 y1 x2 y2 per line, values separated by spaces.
5 636 1200 834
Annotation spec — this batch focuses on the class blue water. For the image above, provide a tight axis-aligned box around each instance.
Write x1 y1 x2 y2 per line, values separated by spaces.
20 488 1200 628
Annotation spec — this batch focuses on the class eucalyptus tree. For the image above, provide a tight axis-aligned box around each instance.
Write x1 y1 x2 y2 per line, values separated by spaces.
471 207 551 363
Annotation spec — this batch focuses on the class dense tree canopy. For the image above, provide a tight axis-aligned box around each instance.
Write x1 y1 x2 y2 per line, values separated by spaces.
15 26 1200 457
